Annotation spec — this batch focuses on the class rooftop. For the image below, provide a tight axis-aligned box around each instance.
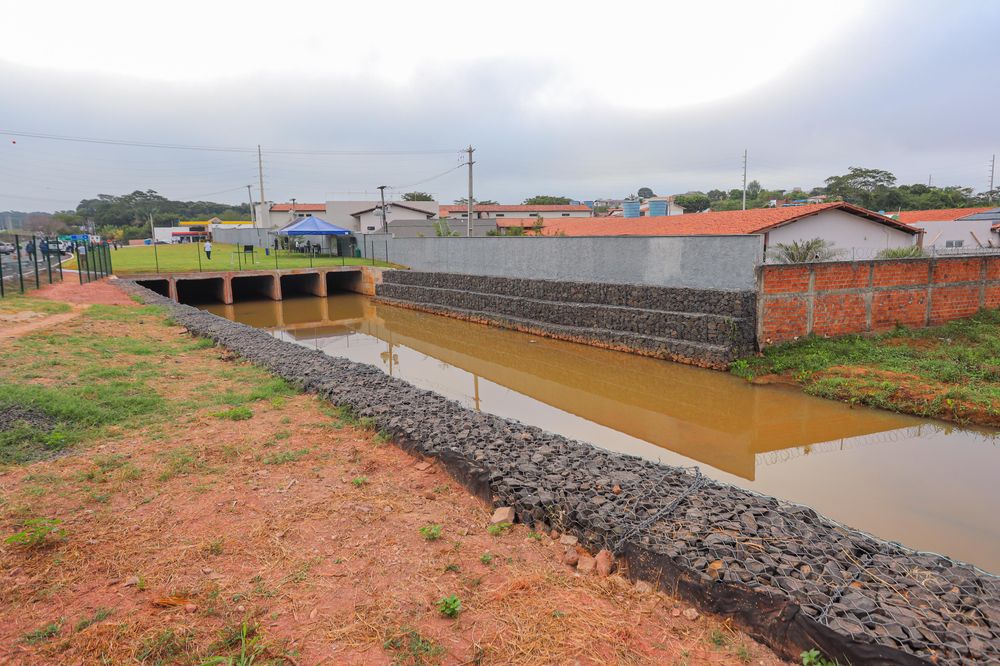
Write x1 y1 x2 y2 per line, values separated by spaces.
440 204 591 215
537 202 918 237
270 203 326 212
892 207 993 224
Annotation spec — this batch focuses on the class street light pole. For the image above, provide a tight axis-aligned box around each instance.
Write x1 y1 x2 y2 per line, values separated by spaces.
377 185 388 233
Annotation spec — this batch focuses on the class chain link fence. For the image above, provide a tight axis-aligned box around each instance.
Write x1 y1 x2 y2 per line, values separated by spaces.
0 233 71 297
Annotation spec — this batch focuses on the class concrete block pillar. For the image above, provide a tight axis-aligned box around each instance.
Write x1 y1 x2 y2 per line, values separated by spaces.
168 278 179 302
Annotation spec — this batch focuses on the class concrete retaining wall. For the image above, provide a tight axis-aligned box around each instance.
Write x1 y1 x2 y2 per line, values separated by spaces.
122 280 1000 666
385 236 763 291
376 271 757 368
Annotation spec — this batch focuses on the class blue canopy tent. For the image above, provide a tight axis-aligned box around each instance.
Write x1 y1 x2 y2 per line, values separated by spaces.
274 216 352 255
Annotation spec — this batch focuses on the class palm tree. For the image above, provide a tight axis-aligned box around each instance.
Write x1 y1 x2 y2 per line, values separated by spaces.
767 238 844 264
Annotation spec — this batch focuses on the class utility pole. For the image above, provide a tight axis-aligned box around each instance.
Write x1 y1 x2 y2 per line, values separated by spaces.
257 145 266 226
466 145 475 237
246 185 255 226
989 154 996 203
741 148 748 211
377 185 388 233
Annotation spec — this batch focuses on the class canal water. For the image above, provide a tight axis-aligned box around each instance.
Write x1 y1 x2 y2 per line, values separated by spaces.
201 294 1000 572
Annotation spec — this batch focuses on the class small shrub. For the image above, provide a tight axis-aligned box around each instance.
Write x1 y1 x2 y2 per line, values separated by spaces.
419 524 442 541
876 245 925 259
479 553 494 565
351 476 368 488
436 594 462 618
263 449 309 465
24 621 61 644
75 608 111 632
801 649 839 666
487 522 512 537
383 626 445 662
214 406 253 421
6 518 66 548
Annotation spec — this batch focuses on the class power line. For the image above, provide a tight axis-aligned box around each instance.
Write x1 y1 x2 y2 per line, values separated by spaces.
0 129 462 156
389 163 467 192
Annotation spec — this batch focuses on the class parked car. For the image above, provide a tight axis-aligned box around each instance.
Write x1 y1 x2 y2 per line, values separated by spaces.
0 241 14 255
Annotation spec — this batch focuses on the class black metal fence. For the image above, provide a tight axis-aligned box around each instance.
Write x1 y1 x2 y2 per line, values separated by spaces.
72 239 113 285
0 234 75 298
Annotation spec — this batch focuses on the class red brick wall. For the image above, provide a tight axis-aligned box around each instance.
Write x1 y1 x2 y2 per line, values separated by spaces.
758 256 999 345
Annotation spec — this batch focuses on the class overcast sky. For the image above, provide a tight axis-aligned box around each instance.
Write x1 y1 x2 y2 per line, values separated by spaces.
0 0 997 211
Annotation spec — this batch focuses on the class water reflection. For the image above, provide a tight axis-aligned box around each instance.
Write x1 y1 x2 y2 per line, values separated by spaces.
203 295 1000 571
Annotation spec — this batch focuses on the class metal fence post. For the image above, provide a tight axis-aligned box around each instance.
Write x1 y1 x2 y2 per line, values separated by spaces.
197 241 202 272
75 243 83 285
32 236 41 289
0 249 5 298
45 238 53 284
384 238 388 264
89 243 96 282
15 234 25 294
104 242 112 276
57 241 64 282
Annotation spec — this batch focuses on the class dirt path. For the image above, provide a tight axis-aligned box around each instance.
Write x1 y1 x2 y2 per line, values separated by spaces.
0 297 790 665
0 308 84 340
32 278 136 306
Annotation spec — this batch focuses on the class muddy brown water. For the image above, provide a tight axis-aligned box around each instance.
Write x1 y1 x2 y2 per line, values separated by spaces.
201 294 1000 572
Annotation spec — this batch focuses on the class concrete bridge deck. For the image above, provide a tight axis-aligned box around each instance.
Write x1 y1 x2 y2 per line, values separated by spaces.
131 266 385 304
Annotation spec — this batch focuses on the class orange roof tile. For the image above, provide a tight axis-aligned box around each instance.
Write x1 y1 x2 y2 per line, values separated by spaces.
495 217 543 228
537 202 918 237
893 207 992 224
271 203 326 212
440 204 591 214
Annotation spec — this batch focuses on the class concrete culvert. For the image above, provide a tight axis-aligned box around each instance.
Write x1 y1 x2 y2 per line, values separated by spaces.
135 278 169 297
231 274 278 301
176 277 226 304
280 272 324 298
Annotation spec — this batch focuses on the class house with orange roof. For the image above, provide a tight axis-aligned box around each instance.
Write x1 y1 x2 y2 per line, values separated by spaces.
255 200 439 233
537 202 920 257
439 204 592 221
901 207 1000 250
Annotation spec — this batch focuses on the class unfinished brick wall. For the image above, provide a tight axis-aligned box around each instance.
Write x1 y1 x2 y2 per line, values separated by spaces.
758 256 1000 345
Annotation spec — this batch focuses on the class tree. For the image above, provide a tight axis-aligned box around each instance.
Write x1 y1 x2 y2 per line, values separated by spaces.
706 189 727 202
402 191 434 201
824 167 897 208
746 180 763 200
522 196 572 205
637 187 655 199
673 193 711 213
453 198 497 205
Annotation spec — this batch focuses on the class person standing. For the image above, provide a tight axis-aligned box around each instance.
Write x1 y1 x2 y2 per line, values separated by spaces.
204 240 212 260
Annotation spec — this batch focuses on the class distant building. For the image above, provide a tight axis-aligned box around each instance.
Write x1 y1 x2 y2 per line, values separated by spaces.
439 204 592 220
537 202 920 256
901 207 1000 249
255 200 439 233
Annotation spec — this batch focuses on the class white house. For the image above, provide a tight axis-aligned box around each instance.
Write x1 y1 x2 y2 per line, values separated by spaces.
254 200 439 233
895 207 998 250
538 202 920 257
439 204 592 220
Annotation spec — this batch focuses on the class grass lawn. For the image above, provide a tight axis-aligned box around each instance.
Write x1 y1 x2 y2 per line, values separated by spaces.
732 309 1000 426
63 242 395 274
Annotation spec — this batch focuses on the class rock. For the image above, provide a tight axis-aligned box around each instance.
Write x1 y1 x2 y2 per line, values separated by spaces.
414 461 432 471
612 484 621 495
671 608 681 618
490 506 515 525
559 534 578 546
423 491 436 500
549 529 559 540
577 555 596 575
563 546 579 567
634 580 653 594
184 603 198 613
595 549 614 577
682 608 699 621
123 576 140 587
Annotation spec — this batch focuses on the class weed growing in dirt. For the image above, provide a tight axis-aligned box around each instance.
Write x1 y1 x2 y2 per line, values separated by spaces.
436 595 462 618
382 626 445 664
136 627 192 663
214 406 253 421
708 627 728 648
419 524 442 541
23 620 61 644
206 539 224 556
735 643 752 663
203 622 265 665
158 448 202 480
801 649 839 666
351 476 368 487
263 449 309 465
5 517 66 548
479 553 494 565
487 522 512 537
74 608 111 632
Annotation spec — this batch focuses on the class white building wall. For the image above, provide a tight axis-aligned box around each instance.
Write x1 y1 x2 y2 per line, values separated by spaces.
766 208 917 254
446 210 591 220
910 220 1000 248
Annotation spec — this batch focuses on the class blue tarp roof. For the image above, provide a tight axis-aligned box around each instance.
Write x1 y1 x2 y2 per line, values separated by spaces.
277 216 351 236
